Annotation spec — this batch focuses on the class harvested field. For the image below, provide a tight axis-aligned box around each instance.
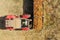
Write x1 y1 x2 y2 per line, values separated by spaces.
0 29 41 40
0 28 60 40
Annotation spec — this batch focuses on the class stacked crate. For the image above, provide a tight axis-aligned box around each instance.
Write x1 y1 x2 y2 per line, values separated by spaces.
13 18 21 29
5 17 21 30
5 16 32 30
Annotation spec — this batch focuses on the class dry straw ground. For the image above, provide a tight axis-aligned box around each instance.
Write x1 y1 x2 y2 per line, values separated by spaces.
0 27 60 40
0 29 42 40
